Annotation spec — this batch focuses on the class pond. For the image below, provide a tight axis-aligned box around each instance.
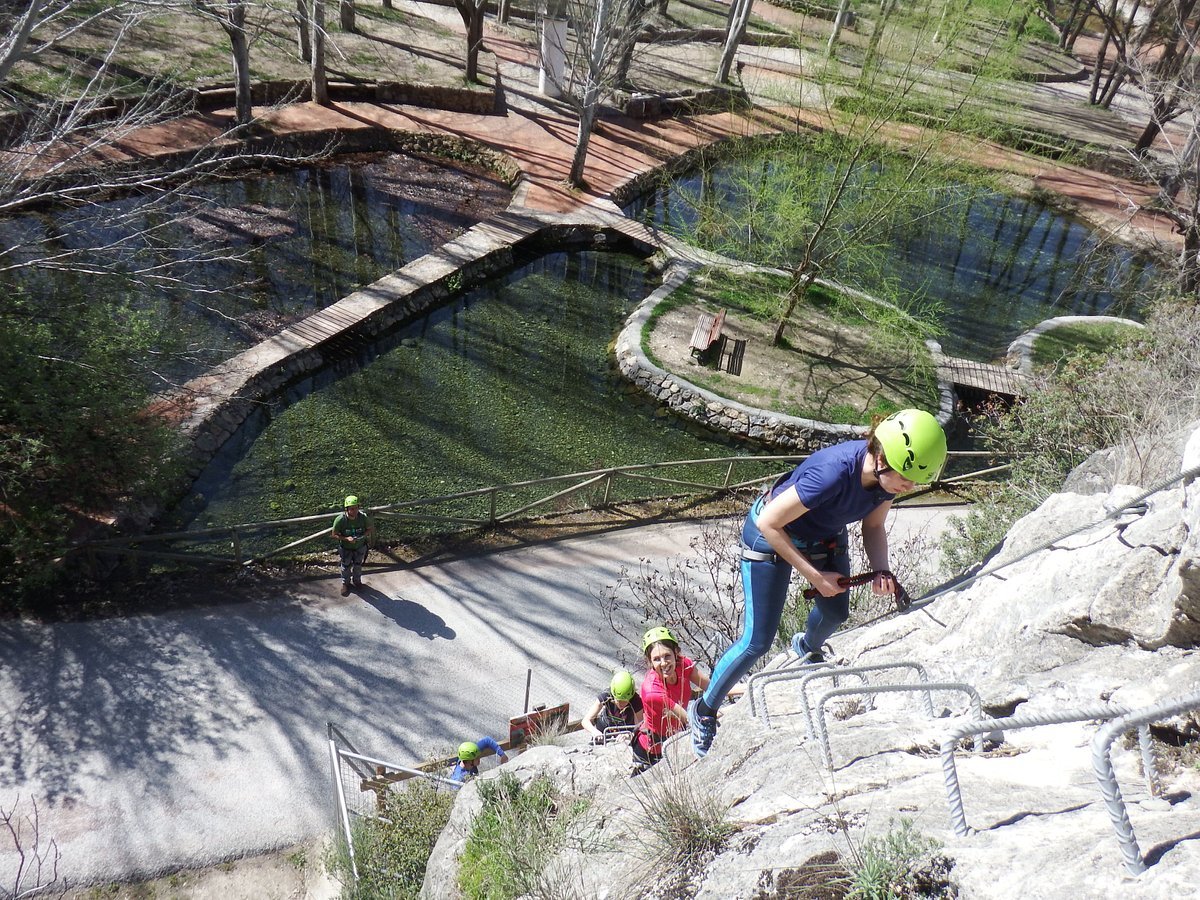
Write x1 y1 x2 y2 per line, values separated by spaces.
185 249 754 529
0 151 512 384
624 152 1157 359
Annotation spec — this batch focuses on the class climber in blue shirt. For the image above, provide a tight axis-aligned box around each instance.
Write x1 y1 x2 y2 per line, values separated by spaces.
450 736 508 783
688 409 948 759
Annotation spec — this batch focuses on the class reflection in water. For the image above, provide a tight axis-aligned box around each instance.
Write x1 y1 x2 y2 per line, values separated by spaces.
189 251 748 527
625 158 1156 359
0 153 510 383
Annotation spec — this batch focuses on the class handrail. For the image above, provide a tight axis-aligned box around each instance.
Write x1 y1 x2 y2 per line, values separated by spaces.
940 705 1131 837
67 451 1001 570
1092 687 1200 875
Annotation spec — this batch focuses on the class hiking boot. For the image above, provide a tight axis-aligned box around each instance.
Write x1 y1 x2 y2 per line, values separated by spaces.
340 582 351 596
790 633 824 664
688 698 718 758
353 578 363 588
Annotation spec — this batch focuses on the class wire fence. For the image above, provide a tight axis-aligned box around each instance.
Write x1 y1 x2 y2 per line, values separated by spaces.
68 451 1002 578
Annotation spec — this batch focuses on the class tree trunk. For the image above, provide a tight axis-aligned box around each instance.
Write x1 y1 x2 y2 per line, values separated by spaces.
716 0 753 83
1060 0 1083 48
339 0 355 32
452 0 487 84
312 0 329 105
772 272 816 346
1066 0 1090 51
295 0 311 62
861 0 897 76
826 0 851 56
1181 226 1200 297
569 103 597 187
1134 109 1164 155
498 0 511 24
1088 0 1116 105
225 2 253 126
0 0 45 85
465 7 484 83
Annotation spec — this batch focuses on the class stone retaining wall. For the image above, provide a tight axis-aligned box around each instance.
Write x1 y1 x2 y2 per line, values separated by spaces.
612 262 959 451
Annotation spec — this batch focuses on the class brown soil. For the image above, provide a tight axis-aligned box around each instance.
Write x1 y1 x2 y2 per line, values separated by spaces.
646 277 934 423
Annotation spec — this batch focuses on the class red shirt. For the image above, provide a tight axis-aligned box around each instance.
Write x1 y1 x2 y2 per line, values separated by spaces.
638 656 695 753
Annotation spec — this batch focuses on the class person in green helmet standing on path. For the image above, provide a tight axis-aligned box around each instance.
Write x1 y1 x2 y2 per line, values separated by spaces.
688 409 948 759
332 495 375 595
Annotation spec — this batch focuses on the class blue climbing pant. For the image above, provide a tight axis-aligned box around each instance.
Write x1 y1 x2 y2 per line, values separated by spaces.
702 495 850 713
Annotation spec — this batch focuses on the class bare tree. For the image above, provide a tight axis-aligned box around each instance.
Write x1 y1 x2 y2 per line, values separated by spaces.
716 0 753 84
0 1 332 596
191 0 254 125
451 0 488 83
338 0 354 33
597 509 945 671
1120 23 1200 294
539 0 654 187
2 796 64 899
596 516 748 672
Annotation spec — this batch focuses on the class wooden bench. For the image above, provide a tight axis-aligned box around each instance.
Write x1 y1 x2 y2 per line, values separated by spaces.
689 308 726 361
723 337 747 376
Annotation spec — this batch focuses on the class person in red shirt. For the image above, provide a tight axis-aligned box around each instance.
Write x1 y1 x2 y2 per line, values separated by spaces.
632 626 710 773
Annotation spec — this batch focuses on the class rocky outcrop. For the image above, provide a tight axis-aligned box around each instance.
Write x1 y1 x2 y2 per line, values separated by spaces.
422 425 1200 899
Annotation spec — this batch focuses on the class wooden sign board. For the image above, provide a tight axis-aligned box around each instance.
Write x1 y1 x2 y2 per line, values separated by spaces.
508 702 569 747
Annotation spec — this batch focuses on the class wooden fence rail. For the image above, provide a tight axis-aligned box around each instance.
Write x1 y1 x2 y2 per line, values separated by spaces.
68 452 1006 572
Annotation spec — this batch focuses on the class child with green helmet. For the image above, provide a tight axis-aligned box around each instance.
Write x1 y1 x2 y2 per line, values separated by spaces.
332 494 375 596
450 735 508 783
688 409 947 759
582 669 644 744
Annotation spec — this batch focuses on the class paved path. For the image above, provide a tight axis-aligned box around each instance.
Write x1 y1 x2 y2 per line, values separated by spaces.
0 508 960 888
76 8 1178 246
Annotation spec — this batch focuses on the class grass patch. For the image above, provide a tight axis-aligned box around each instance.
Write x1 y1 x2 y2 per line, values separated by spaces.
643 265 939 425
331 779 454 900
458 773 590 900
1030 321 1141 373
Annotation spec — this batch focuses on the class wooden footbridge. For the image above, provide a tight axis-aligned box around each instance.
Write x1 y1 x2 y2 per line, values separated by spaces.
933 349 1033 401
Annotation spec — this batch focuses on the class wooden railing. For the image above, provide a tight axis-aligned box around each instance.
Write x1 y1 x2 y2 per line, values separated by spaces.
68 452 1005 573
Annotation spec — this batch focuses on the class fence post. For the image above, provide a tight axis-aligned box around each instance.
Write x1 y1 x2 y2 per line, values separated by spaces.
488 488 497 525
231 528 242 566
723 460 734 488
524 668 532 715
602 471 613 505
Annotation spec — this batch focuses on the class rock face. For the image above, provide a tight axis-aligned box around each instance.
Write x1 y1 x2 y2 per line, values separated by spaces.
422 428 1200 899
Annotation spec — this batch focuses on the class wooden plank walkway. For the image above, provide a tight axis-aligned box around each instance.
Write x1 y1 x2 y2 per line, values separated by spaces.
935 351 1033 399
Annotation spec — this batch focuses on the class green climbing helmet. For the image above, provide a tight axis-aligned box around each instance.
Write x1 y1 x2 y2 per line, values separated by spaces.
458 741 480 762
641 625 677 654
875 409 947 485
344 495 359 508
610 669 635 701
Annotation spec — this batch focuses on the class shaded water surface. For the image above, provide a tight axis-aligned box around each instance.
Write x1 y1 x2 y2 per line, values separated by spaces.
189 250 749 527
0 152 511 383
626 156 1155 359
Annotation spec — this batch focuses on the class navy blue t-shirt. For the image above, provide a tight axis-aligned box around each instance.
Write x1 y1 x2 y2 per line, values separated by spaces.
771 441 893 542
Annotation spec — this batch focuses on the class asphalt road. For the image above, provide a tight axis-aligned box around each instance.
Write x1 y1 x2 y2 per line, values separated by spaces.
0 508 960 888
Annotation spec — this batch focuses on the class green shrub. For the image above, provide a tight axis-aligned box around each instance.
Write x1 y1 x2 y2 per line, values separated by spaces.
631 763 736 865
334 779 454 900
458 773 589 900
847 818 951 900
